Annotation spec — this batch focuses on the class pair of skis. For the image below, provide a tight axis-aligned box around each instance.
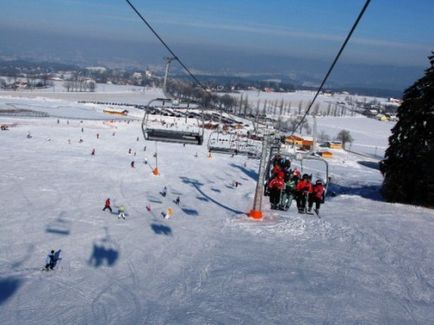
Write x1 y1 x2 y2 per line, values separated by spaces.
299 208 321 218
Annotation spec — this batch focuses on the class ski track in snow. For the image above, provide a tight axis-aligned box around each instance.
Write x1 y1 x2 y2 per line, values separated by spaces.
1 93 434 324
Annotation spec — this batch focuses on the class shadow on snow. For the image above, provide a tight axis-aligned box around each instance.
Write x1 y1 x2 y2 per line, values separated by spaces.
180 176 244 215
328 183 383 202
357 160 380 171
46 212 71 236
0 277 22 305
150 223 172 236
230 163 258 182
182 208 199 216
88 227 119 267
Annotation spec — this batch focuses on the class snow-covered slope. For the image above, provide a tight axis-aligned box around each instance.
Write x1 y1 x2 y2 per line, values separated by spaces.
1 94 434 325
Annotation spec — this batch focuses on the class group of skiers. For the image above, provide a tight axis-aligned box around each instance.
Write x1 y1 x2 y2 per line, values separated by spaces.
103 198 126 219
266 155 326 214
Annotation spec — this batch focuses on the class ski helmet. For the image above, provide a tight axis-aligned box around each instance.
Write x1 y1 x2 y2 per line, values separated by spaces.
302 173 309 179
316 179 323 184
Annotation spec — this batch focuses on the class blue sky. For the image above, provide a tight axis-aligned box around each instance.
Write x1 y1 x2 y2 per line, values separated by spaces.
1 0 433 67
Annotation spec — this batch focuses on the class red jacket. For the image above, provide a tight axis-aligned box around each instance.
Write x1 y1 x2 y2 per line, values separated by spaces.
312 184 325 199
105 199 111 207
296 180 312 193
271 164 282 176
269 177 285 190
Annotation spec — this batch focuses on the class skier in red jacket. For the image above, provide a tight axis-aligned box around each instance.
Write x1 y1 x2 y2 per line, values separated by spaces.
308 179 325 214
102 198 112 213
295 174 313 213
268 172 285 209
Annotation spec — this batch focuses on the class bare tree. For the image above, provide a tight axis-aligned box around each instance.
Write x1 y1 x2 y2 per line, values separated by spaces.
336 129 353 149
63 81 72 92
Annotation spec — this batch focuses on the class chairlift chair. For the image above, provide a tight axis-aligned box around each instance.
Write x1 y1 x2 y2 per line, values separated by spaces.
142 98 204 145
207 131 262 159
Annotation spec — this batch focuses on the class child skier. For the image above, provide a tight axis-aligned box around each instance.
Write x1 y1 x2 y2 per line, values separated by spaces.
118 205 126 219
281 174 298 210
295 174 313 213
268 172 285 209
308 179 325 214
161 186 167 197
103 198 112 213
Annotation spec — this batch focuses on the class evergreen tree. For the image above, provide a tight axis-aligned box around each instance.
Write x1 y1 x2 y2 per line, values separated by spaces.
382 53 434 207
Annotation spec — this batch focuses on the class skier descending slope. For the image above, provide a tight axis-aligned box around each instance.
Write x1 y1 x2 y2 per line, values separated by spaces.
44 250 61 271
103 198 112 213
118 205 126 220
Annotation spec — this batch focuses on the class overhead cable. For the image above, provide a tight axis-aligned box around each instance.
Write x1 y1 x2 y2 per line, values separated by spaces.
124 0 208 92
292 0 372 134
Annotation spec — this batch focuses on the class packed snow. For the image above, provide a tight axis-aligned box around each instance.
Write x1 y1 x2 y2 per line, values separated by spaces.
1 89 434 325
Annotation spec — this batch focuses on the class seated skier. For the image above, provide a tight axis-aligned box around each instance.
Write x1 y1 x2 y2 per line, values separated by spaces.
308 179 325 214
281 174 298 211
268 171 285 209
295 174 313 213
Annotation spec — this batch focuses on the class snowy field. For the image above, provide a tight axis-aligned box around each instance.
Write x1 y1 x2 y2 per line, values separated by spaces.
235 89 395 157
0 83 164 105
1 91 434 324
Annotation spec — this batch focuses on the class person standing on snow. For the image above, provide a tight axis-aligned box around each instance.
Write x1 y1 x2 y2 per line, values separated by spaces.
103 198 112 213
118 205 126 219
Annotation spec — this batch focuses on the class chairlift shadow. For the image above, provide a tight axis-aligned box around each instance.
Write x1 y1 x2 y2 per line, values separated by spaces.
150 223 172 236
210 187 221 193
148 196 163 204
88 228 119 267
180 176 244 215
230 163 258 181
181 208 199 216
46 212 71 235
0 277 22 305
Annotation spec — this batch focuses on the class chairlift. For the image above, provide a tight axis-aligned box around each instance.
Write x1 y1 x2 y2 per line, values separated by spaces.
207 131 262 159
141 98 204 145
